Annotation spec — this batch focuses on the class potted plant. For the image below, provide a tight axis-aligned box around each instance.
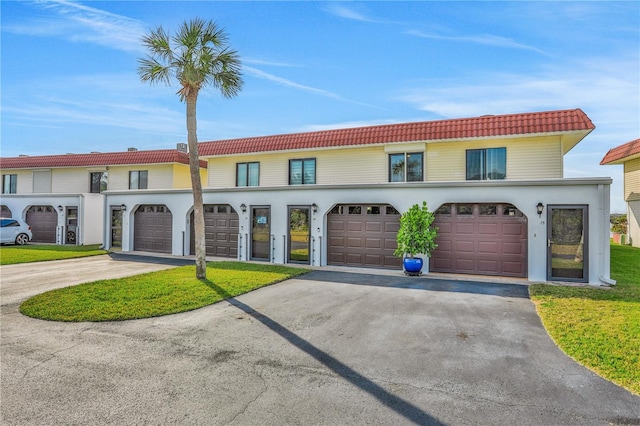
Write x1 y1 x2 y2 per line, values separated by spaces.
394 201 438 275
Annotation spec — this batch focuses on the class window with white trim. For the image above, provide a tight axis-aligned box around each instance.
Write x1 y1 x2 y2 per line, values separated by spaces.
2 174 17 194
236 162 259 187
129 170 148 189
389 152 423 182
289 158 316 185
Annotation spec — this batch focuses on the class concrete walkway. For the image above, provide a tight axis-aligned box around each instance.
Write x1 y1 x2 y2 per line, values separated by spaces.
1 256 638 425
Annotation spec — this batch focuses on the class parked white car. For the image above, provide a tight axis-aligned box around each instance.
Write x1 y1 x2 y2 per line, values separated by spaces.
0 218 33 245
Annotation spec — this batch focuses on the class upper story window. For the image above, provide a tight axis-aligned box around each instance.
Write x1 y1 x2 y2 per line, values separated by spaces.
2 174 17 194
89 171 108 193
466 148 506 180
289 158 316 185
389 152 423 182
129 170 148 190
236 162 259 187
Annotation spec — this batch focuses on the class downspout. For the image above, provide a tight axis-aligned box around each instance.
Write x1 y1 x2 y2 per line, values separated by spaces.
78 194 84 246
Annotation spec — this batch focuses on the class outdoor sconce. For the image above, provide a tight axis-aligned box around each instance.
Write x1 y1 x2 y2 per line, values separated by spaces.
121 204 127 212
57 205 63 212
240 203 247 213
311 203 318 213
536 202 544 217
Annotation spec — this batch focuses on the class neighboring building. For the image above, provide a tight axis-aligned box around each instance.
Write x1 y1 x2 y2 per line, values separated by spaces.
600 138 640 248
0 146 207 246
102 108 614 285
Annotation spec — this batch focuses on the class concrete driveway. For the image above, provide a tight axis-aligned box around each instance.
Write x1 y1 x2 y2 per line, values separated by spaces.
1 257 638 425
0 253 191 306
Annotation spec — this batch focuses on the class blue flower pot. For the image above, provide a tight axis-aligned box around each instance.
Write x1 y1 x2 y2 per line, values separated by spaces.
403 257 423 275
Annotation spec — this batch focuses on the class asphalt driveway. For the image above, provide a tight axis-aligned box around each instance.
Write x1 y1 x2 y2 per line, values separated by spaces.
1 257 638 425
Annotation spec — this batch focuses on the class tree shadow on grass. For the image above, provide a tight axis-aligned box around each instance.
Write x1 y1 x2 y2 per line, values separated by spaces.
200 278 445 426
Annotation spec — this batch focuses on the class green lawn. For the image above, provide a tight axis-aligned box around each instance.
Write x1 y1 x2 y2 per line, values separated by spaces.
0 244 107 265
20 261 309 322
530 244 640 395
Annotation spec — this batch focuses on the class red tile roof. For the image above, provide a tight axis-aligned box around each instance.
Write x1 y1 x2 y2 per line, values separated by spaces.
600 138 640 165
199 109 595 156
0 149 207 170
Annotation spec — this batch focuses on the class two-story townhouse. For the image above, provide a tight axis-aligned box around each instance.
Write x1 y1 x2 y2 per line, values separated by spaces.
600 138 640 247
104 108 614 285
0 146 207 246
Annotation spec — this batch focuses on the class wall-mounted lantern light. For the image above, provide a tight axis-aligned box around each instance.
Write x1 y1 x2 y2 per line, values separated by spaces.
240 203 247 213
536 202 544 217
121 204 127 212
311 203 318 213
57 205 63 212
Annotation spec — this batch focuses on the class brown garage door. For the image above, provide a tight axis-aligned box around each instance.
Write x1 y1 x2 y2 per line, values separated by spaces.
26 205 57 243
328 204 402 269
134 205 172 253
1 205 11 217
430 203 527 277
190 204 239 258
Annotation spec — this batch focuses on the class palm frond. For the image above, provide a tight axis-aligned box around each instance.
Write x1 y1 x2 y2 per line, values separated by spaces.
137 57 171 85
138 18 243 101
141 26 172 62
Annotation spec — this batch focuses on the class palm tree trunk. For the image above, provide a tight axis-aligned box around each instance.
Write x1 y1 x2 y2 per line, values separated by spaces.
186 91 207 279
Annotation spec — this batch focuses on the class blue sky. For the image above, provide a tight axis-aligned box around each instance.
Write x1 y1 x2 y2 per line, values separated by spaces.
1 1 638 212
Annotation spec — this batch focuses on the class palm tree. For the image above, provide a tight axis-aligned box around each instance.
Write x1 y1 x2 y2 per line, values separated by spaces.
138 18 243 279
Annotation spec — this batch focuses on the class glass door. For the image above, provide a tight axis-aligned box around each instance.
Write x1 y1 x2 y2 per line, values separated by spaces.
65 207 78 244
547 206 588 282
110 207 123 250
251 206 270 260
288 206 310 264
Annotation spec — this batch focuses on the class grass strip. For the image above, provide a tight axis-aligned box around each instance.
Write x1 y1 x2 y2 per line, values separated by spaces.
529 244 640 395
19 261 308 322
0 244 106 265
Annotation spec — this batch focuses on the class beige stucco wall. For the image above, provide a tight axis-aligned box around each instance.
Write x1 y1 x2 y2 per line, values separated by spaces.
51 168 103 193
206 135 564 187
426 136 562 181
6 170 33 194
207 146 387 188
3 164 203 193
171 164 207 189
108 165 175 190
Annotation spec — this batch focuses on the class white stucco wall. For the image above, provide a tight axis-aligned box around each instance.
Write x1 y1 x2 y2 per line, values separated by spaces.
79 193 105 245
0 193 104 245
106 178 613 286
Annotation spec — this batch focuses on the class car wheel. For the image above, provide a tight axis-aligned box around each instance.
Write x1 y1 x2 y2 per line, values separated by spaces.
15 233 29 245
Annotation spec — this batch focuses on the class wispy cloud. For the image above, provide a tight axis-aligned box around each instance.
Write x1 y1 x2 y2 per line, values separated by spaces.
407 29 545 53
323 4 400 25
297 119 406 133
5 0 146 52
325 5 376 23
4 99 183 135
395 54 639 211
1 71 185 140
243 58 303 68
396 56 638 128
244 66 380 109
325 3 544 56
